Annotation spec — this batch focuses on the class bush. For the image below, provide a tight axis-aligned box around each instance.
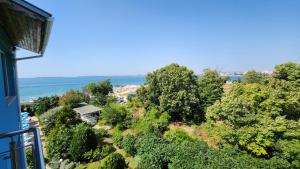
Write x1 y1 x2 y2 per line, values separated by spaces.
101 103 132 128
39 107 61 135
121 134 137 156
133 108 170 134
59 90 84 108
83 145 114 162
112 131 123 148
46 126 73 159
163 128 193 143
26 148 34 169
99 153 127 169
69 123 98 162
98 128 108 138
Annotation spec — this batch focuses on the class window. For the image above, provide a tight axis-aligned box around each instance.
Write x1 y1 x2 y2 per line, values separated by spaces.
1 50 16 105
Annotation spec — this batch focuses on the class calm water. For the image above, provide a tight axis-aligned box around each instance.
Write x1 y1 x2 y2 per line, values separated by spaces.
19 76 145 102
18 75 241 102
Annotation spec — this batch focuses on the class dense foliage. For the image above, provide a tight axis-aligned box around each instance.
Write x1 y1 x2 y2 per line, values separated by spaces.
243 70 268 83
84 80 114 106
133 107 170 134
99 153 127 169
101 103 132 128
32 96 59 116
137 63 203 122
85 80 113 96
59 90 84 108
39 106 81 135
198 69 228 109
206 62 300 168
69 123 98 162
46 126 73 159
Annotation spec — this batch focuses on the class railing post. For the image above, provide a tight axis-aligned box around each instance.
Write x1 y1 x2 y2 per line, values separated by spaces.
9 141 18 169
32 128 45 169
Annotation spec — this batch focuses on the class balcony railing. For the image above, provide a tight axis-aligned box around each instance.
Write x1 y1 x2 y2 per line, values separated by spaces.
0 127 45 169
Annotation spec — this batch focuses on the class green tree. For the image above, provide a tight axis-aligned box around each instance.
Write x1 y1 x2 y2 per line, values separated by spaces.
69 123 98 162
206 75 300 167
85 80 113 96
32 96 59 116
137 63 203 122
272 62 300 82
56 105 81 127
243 70 267 83
99 153 127 169
59 90 84 108
101 103 132 128
198 69 228 109
46 126 73 159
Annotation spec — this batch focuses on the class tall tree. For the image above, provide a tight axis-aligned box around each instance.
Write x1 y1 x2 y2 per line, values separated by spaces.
243 70 267 83
198 69 228 110
137 63 203 122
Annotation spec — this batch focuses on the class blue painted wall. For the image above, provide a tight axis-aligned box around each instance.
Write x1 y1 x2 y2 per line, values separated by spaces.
0 27 25 168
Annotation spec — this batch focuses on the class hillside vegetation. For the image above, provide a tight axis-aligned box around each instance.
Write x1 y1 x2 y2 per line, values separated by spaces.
26 62 300 169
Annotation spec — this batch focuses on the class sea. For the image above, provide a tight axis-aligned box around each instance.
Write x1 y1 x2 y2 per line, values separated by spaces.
19 76 145 103
18 75 241 103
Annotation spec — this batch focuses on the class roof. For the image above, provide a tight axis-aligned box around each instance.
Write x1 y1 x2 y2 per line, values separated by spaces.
73 105 101 115
0 0 53 54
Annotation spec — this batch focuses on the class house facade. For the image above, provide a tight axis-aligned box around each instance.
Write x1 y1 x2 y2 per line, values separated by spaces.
0 0 53 168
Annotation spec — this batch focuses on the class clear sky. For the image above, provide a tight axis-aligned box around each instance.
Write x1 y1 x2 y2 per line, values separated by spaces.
17 0 300 77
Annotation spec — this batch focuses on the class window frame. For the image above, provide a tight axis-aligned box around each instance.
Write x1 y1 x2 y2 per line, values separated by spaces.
0 50 16 106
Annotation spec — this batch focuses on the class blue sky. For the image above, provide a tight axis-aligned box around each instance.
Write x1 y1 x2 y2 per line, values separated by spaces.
17 0 300 77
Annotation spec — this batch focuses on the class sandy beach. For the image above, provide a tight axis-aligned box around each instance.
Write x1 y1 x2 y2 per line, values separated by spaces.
113 85 141 97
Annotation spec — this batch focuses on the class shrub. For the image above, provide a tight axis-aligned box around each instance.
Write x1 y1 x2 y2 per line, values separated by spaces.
26 148 34 169
83 145 114 162
101 103 132 128
46 126 73 159
163 128 193 143
59 90 84 108
99 153 127 169
112 131 123 148
39 107 61 135
98 128 108 138
121 134 137 156
133 108 170 134
69 123 98 162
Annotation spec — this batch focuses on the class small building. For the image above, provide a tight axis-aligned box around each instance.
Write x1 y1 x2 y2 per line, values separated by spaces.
73 104 101 125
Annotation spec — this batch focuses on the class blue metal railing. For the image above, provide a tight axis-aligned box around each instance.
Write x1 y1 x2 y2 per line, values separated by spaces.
0 127 45 169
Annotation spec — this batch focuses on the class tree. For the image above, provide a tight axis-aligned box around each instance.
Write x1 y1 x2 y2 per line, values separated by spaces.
56 105 81 127
85 80 113 96
137 63 203 122
99 153 127 169
101 103 131 128
198 69 228 109
69 123 98 162
59 90 84 108
206 75 300 167
46 126 73 159
32 96 59 116
243 70 267 83
272 62 300 82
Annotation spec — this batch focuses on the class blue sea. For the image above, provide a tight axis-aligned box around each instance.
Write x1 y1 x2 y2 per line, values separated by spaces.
19 76 145 102
18 75 241 103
